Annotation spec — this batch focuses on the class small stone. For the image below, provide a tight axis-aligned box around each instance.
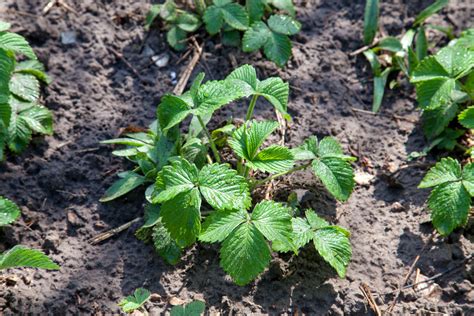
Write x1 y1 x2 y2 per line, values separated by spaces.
170 71 177 80
142 45 155 57
61 31 77 45
390 202 406 213
131 311 145 316
67 210 83 227
21 275 31 285
169 296 185 306
193 293 205 302
149 293 162 303
151 53 169 68
354 171 374 186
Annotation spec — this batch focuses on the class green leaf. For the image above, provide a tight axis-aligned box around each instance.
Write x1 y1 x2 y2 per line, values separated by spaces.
415 77 456 109
156 158 199 203
251 200 293 247
290 217 313 248
20 104 53 135
15 60 50 84
0 196 21 226
313 226 352 278
198 163 251 210
242 21 270 52
267 15 301 36
0 48 14 104
203 1 249 34
0 245 59 270
193 79 246 116
419 157 461 188
414 0 448 26
246 0 265 23
220 2 249 30
152 222 181 265
222 30 241 47
421 102 458 139
312 157 354 202
145 4 162 29
372 67 391 113
247 144 294 173
0 32 36 59
220 221 271 285
416 26 428 61
363 0 379 44
167 26 187 51
376 37 403 53
226 64 258 93
257 77 289 117
9 73 40 103
118 288 151 313
268 0 295 16
199 209 246 243
7 101 32 153
263 32 292 67
305 209 329 229
203 6 224 35
170 300 206 316
458 106 474 129
428 181 470 236
462 163 474 197
158 95 191 132
177 12 201 32
100 172 146 202
0 21 11 32
363 49 381 76
291 136 318 160
228 120 279 160
160 189 202 248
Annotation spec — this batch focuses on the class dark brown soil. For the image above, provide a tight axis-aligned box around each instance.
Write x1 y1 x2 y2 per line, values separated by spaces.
1 0 473 315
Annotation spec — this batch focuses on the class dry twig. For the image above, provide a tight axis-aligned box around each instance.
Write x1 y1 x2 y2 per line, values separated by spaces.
173 39 203 95
89 217 142 245
360 283 382 316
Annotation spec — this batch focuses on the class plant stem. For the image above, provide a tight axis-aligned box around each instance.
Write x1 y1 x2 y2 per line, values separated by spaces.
245 94 259 121
197 116 221 163
252 162 312 188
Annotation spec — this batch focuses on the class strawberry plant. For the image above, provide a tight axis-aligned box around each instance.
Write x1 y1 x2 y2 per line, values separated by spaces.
0 196 59 271
418 158 474 236
361 0 449 112
145 0 300 67
102 64 355 285
0 21 52 160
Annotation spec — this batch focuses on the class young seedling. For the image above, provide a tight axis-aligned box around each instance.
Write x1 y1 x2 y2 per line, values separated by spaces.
145 0 301 67
0 197 59 271
102 64 355 285
118 288 151 314
0 21 53 160
360 0 449 112
419 158 474 236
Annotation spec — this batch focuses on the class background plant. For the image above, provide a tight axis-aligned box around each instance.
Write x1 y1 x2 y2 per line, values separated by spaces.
145 0 300 67
362 1 474 237
102 64 355 285
0 21 52 160
0 196 59 271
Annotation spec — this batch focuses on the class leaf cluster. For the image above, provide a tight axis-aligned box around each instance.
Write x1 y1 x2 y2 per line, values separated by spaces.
419 158 474 236
0 196 59 271
102 64 355 285
0 21 53 160
145 0 300 67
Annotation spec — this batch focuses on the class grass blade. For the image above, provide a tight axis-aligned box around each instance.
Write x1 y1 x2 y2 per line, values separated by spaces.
363 0 379 44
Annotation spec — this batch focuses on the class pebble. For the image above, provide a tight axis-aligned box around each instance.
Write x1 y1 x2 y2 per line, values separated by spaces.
142 45 155 57
67 210 83 227
149 293 162 303
151 53 169 68
169 296 185 306
61 31 77 45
